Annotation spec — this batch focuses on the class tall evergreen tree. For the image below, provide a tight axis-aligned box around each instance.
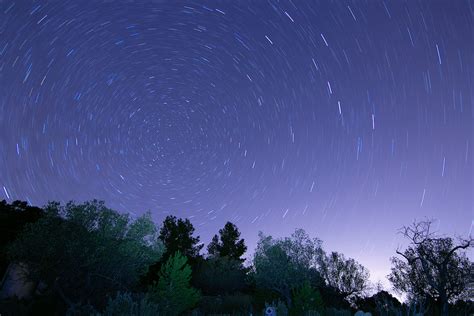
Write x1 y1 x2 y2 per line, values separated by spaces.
207 221 247 263
207 234 220 257
147 252 200 315
142 215 203 288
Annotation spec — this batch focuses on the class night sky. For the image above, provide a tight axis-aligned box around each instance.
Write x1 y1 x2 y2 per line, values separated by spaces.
0 0 472 285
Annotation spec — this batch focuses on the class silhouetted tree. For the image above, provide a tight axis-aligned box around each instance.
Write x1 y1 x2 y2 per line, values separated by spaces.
207 221 247 263
356 290 402 315
318 283 352 311
147 252 200 315
388 219 473 316
142 215 203 288
207 235 220 257
317 250 370 301
159 215 203 261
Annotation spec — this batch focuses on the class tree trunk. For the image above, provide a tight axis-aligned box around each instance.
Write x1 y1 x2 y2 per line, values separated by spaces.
441 300 448 316
439 266 449 316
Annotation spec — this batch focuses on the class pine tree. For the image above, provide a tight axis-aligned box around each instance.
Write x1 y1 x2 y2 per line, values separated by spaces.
143 215 203 288
207 222 247 263
147 252 200 315
207 234 220 257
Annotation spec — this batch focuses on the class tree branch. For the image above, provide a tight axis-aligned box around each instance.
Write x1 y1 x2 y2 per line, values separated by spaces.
442 240 472 265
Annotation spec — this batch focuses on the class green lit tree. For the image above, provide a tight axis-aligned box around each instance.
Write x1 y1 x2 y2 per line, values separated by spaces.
147 252 200 315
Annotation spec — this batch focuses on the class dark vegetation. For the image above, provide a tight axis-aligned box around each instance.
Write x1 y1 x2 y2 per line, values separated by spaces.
0 199 472 315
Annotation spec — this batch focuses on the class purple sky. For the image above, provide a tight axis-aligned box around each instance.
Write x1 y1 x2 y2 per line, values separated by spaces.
0 0 472 286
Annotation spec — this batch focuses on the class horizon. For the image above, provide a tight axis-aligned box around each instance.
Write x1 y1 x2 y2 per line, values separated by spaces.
0 0 472 299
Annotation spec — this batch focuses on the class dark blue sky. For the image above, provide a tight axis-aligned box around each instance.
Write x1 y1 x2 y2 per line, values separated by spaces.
0 0 472 284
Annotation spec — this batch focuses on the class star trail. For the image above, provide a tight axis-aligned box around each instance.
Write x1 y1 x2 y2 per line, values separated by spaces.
0 1 472 283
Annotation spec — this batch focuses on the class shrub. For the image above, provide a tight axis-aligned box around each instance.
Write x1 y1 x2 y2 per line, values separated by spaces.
324 307 352 316
100 292 159 316
198 294 252 314
291 281 324 315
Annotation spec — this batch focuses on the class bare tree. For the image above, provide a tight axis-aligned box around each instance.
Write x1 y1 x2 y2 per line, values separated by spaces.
388 219 473 316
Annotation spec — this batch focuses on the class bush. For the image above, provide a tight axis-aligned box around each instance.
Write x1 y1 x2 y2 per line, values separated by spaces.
251 287 281 311
276 300 289 316
198 294 252 314
291 281 324 315
0 294 65 315
102 292 159 316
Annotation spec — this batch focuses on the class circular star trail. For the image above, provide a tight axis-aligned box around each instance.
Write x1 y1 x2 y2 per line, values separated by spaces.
0 1 472 283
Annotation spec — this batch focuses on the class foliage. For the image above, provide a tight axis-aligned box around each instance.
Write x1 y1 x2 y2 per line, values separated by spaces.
324 307 352 316
159 215 203 260
317 250 370 300
194 256 247 295
355 290 402 316
253 229 323 306
7 200 164 310
197 221 249 297
143 214 203 288
147 252 200 315
207 221 247 263
388 219 472 315
291 281 324 315
199 294 252 314
450 300 474 315
275 300 289 316
0 200 43 276
101 292 159 316
318 284 352 311
250 287 281 311
4 200 472 315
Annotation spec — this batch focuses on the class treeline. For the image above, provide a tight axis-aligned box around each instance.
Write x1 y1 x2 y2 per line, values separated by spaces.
0 199 472 316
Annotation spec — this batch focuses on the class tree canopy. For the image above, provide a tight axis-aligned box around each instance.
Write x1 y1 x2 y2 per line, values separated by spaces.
207 221 247 263
7 200 164 311
159 215 203 261
388 219 473 316
253 229 324 306
194 256 247 295
2 199 472 315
